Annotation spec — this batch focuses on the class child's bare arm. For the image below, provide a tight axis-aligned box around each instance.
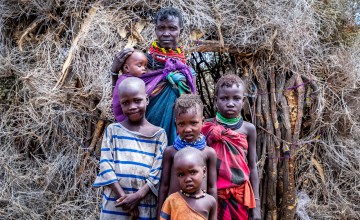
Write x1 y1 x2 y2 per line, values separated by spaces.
209 196 217 220
247 123 261 220
157 147 173 217
206 147 218 200
110 182 126 198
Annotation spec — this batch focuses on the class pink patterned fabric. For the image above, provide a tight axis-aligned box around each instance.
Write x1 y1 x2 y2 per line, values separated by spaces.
202 119 255 219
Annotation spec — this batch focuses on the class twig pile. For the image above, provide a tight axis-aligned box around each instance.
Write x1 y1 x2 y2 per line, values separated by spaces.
0 0 359 219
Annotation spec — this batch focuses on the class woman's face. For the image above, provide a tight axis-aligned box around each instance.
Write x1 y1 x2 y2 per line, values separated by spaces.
155 16 181 49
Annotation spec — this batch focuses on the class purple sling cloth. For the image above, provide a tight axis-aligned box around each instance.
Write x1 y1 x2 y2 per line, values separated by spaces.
112 58 196 122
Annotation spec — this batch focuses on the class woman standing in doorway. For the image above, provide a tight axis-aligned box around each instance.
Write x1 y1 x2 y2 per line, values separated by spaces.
111 7 196 145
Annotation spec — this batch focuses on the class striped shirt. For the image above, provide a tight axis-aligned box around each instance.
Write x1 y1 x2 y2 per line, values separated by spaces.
94 123 167 219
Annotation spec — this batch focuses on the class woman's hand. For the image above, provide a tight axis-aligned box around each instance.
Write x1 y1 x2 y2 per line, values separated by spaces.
110 48 134 73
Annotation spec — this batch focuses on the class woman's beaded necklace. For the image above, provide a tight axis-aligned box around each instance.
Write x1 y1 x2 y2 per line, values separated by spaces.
180 189 206 199
216 112 243 130
148 41 186 64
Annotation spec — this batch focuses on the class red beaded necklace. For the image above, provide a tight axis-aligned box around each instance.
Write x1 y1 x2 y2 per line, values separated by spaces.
148 41 186 64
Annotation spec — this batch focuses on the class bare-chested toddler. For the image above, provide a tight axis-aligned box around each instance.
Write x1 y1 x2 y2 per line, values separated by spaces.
158 94 217 216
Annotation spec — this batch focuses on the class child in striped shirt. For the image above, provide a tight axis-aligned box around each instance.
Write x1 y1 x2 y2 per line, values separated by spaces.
94 77 167 220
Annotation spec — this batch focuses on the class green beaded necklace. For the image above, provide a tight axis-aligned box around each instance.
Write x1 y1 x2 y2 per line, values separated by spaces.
216 112 242 123
216 112 244 130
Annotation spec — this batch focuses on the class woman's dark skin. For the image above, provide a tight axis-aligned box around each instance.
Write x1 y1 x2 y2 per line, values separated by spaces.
110 47 134 87
154 16 181 49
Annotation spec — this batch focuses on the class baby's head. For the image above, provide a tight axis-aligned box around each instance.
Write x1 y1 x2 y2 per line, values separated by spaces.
118 77 148 122
173 147 206 194
174 94 204 143
215 74 245 119
122 50 148 77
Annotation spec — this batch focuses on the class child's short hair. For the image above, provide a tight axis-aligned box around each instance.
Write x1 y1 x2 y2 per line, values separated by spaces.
174 94 203 116
214 74 245 96
174 147 205 166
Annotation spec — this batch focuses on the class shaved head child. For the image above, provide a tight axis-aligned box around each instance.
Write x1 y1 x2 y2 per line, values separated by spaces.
158 94 218 217
94 77 168 219
160 147 217 220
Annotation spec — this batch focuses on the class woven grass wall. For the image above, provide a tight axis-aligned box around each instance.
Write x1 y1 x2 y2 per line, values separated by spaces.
1 0 359 219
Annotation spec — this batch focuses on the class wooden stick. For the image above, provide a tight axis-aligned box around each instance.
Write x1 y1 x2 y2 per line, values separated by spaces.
261 162 268 220
280 75 296 219
271 72 284 218
293 74 305 141
95 128 105 158
17 18 43 51
258 73 277 220
75 111 106 190
85 102 94 147
85 118 92 147
55 19 68 42
285 75 305 219
256 95 265 172
189 39 254 54
88 112 106 152
124 20 146 48
275 72 288 216
214 8 225 52
270 71 282 148
53 4 99 89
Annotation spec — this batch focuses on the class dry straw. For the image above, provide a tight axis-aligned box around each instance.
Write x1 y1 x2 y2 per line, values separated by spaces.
0 0 359 219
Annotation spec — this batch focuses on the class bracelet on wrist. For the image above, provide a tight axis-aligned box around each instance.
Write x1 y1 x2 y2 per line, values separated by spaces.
110 70 118 76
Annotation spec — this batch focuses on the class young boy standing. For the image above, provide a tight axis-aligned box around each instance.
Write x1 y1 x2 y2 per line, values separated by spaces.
94 77 167 219
158 94 217 215
160 147 217 220
202 74 261 220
